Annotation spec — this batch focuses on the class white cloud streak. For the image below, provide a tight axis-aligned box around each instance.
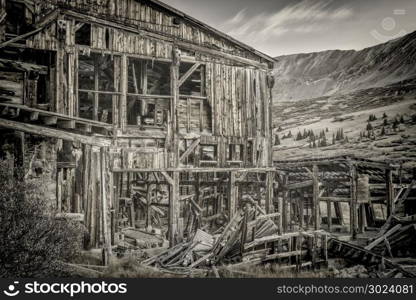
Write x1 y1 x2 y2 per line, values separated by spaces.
223 0 354 42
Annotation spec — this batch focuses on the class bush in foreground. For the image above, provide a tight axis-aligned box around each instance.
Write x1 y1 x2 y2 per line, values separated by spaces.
0 160 83 277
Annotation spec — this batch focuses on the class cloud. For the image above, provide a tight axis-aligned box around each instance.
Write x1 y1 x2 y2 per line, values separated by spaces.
223 0 354 42
224 8 248 25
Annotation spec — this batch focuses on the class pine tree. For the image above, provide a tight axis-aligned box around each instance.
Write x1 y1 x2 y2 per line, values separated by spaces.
313 140 317 148
332 133 336 145
287 131 292 138
366 122 373 131
393 118 399 130
275 135 281 146
383 112 388 119
303 129 308 139
400 115 405 123
383 119 388 126
296 131 302 141
321 135 327 147
381 127 386 136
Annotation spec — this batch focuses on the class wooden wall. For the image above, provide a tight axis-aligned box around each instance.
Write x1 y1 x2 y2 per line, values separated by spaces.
206 64 269 139
33 0 264 63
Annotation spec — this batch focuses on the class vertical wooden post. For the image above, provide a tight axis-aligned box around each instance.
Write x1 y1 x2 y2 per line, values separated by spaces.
228 171 237 218
265 171 274 213
170 48 180 167
266 73 274 167
146 183 152 229
120 54 128 131
277 174 284 235
282 175 288 233
100 147 112 265
169 171 180 246
312 165 320 231
386 168 394 218
350 163 358 239
299 193 304 229
327 200 332 233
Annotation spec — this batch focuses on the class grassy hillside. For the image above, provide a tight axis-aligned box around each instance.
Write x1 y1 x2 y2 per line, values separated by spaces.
272 81 416 166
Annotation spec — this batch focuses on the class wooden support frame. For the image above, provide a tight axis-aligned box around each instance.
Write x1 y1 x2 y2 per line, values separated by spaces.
168 171 180 246
312 165 320 231
350 163 358 239
178 63 202 88
228 171 237 218
179 138 200 163
265 171 274 214
0 118 111 147
386 169 394 217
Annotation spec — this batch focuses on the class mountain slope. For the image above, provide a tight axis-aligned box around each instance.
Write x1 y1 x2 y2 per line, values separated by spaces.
273 31 416 102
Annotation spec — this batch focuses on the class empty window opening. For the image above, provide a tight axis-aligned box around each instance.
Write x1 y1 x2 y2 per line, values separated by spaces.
128 58 170 96
126 57 171 127
78 53 117 124
75 23 91 46
201 145 217 162
179 63 205 97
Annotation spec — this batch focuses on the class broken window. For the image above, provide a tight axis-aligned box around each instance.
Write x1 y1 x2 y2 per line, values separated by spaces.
75 23 91 46
5 1 29 39
78 53 117 124
200 145 217 162
126 58 170 127
128 58 170 96
179 63 205 96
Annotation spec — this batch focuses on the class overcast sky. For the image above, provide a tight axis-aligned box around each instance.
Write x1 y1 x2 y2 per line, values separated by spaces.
162 0 416 57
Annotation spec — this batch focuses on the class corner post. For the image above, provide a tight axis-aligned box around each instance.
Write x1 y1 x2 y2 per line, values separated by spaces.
312 165 320 230
386 168 394 218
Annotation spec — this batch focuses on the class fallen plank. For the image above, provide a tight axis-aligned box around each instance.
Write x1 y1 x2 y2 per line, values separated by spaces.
365 224 402 250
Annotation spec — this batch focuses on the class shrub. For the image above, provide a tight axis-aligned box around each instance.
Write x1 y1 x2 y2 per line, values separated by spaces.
0 160 83 277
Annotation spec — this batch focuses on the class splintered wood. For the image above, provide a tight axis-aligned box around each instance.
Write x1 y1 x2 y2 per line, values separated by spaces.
140 207 329 275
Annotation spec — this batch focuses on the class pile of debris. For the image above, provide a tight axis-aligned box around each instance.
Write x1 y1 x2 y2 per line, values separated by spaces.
139 203 282 275
365 216 416 258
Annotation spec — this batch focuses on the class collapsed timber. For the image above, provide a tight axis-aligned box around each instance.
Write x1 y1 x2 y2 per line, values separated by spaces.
136 206 328 276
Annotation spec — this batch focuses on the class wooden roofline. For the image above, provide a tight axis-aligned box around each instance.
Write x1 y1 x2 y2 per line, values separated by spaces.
145 0 276 64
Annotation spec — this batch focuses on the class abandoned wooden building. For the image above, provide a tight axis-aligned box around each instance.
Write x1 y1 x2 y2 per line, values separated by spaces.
1 1 415 274
0 0 283 260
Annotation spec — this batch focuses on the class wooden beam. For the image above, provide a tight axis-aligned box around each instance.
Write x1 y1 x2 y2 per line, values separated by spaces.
170 48 180 168
312 165 320 230
286 180 313 190
350 163 358 239
179 138 200 163
319 197 351 203
112 167 276 173
100 148 112 264
168 172 180 246
120 55 128 131
228 171 237 218
265 171 274 213
0 118 111 146
160 171 174 186
0 26 45 49
178 63 201 87
386 169 394 217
